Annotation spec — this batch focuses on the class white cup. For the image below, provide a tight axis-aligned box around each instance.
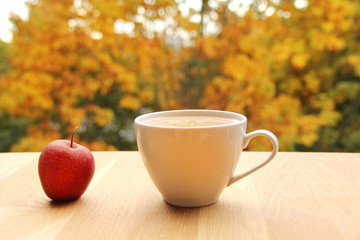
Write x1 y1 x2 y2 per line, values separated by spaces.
134 110 279 207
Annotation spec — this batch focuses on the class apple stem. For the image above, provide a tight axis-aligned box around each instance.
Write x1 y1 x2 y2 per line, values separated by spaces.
70 127 79 148
70 131 75 148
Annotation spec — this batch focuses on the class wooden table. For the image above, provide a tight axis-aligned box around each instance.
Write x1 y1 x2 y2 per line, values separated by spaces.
0 152 359 240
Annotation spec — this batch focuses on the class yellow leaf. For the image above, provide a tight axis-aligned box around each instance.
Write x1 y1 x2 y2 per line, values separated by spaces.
119 95 141 111
291 53 308 70
139 89 155 104
93 108 114 127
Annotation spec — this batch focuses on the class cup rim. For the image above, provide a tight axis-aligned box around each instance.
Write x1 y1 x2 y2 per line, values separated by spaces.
134 109 247 129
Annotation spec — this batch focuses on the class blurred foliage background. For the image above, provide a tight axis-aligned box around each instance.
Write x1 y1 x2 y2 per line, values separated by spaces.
0 0 359 152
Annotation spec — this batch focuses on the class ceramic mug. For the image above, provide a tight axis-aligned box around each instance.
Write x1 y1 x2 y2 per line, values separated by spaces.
134 110 279 207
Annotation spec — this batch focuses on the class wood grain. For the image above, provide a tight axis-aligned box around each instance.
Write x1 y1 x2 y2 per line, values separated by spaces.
0 152 359 240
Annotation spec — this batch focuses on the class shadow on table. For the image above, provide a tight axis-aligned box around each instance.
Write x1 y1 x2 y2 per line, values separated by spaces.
47 198 85 210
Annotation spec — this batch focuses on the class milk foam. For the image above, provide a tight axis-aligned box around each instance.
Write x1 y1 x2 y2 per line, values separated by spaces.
144 116 238 127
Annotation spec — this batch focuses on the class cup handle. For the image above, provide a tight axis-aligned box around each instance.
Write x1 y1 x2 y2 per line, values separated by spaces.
227 130 279 186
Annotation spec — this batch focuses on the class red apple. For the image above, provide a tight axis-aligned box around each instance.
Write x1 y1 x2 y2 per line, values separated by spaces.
38 130 95 201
